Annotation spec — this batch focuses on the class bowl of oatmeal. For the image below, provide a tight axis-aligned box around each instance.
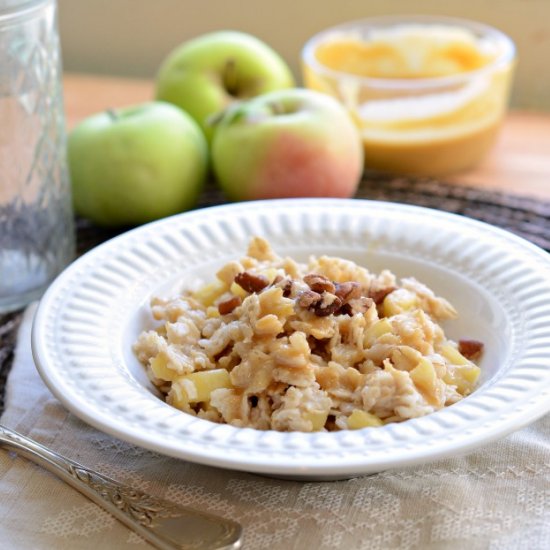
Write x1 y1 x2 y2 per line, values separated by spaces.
134 236 484 433
31 199 550 479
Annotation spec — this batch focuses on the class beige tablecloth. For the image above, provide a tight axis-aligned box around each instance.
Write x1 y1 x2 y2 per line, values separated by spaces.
0 304 549 549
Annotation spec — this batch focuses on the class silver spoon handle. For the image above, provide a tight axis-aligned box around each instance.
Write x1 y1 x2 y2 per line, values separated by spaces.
0 425 242 550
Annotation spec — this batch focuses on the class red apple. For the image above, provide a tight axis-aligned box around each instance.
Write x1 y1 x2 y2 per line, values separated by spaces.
210 88 364 200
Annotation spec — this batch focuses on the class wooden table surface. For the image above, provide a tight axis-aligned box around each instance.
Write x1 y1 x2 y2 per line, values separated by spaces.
64 73 550 201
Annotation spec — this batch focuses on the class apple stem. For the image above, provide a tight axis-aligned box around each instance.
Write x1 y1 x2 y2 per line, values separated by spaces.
106 108 119 121
223 58 239 96
270 101 286 115
206 109 227 127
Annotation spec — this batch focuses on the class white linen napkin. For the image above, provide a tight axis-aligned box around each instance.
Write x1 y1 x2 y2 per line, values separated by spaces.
0 304 549 550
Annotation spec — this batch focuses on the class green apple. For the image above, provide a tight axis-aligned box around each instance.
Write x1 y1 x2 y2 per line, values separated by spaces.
211 88 364 201
68 101 208 226
155 30 295 142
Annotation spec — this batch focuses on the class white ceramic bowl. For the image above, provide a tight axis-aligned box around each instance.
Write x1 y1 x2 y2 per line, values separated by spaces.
32 199 550 480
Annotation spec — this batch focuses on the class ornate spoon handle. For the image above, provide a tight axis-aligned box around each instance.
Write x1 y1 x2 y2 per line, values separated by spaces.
0 424 242 550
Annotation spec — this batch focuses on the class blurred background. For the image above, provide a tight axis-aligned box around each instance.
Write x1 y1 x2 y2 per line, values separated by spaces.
58 0 549 111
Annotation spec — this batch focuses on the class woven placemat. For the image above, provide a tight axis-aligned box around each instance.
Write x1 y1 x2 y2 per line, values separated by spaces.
1 175 549 414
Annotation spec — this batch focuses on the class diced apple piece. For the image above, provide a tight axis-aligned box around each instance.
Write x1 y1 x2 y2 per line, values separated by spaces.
216 261 244 286
382 288 418 317
192 279 228 307
440 343 481 393
459 364 480 385
150 354 180 382
206 306 221 318
260 267 279 284
364 318 393 347
230 281 249 299
304 410 329 431
444 364 481 394
169 383 190 411
440 344 471 366
182 369 232 403
410 357 439 405
347 409 383 429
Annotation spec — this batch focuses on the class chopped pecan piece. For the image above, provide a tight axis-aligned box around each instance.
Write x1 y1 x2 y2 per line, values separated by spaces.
334 281 362 302
218 295 242 315
345 296 374 315
338 303 353 316
297 289 322 308
248 395 259 407
368 286 397 305
234 271 269 293
304 273 336 294
275 277 293 297
313 293 342 317
458 339 484 360
282 280 293 297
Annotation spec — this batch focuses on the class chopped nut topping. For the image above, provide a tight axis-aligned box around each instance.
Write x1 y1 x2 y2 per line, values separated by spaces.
368 286 397 305
304 273 336 294
275 277 293 297
296 289 344 316
297 289 322 308
297 282 365 317
282 280 293 297
218 295 242 315
234 271 269 293
458 339 484 360
345 296 374 315
314 293 342 317
334 281 362 302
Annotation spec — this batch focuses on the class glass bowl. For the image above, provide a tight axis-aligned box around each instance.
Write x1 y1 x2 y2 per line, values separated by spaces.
302 16 516 176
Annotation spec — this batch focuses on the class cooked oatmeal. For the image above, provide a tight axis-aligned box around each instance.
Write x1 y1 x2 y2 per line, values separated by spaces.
133 237 483 432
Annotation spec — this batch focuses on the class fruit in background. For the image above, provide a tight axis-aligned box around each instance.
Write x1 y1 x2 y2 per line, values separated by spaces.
210 88 364 201
155 30 295 142
68 102 208 226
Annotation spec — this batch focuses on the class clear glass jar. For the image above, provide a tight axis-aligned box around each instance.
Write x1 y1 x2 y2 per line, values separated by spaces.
0 0 74 313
